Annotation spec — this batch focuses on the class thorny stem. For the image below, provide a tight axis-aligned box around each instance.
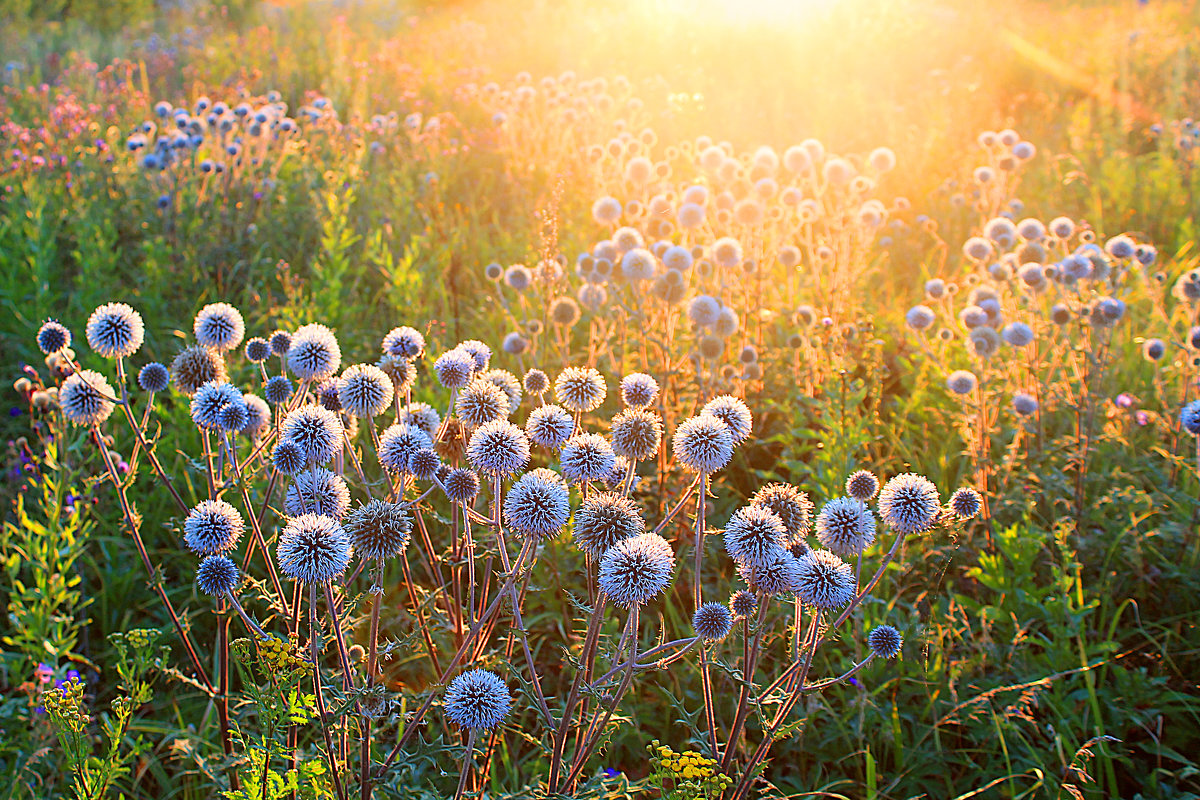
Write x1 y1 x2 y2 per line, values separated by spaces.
547 594 609 794
309 585 348 800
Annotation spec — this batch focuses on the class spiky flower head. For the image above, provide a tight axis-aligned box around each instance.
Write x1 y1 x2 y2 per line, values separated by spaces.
264 375 293 405
36 320 71 354
344 500 411 561
382 326 426 358
377 354 417 394
845 470 879 501
867 624 903 659
196 555 240 597
467 419 530 476
795 549 855 609
560 433 616 484
280 405 344 466
572 492 646 559
457 379 509 427
434 348 476 389
184 499 245 555
503 468 570 540
458 340 492 372
378 423 434 473
738 550 803 596
620 373 660 408
138 362 170 393
287 323 342 381
442 468 481 503
315 380 341 412
193 303 245 352
191 381 246 431
401 403 440 438
278 514 352 584
285 468 351 518
407 448 441 480
948 487 982 520
479 369 522 415
244 337 270 363
86 302 144 359
523 369 550 395
815 497 877 558
724 505 789 568
272 439 306 476
337 364 394 418
526 404 575 449
673 415 733 473
1181 400 1200 436
242 393 271 437
946 370 978 396
555 367 607 413
443 670 511 730
729 589 758 619
877 473 941 533
550 296 582 326
693 602 734 641
269 330 293 356
60 369 116 426
598 532 675 607
218 402 249 432
750 483 812 540
610 408 662 461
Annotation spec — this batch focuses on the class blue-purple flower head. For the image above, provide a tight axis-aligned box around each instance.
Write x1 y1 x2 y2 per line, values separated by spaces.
845 470 880 501
241 393 270 437
434 348 476 389
86 302 144 359
193 303 245 352
523 368 550 396
750 483 813 539
815 497 876 558
264 375 293 405
196 555 240 597
36 320 71 355
503 468 570 539
949 487 982 520
444 669 511 730
729 589 757 618
479 369 522 415
278 513 352 584
467 419 530 476
184 499 245 555
272 439 305 476
457 378 509 427
269 330 292 356
693 602 733 642
138 362 170 393
560 433 616 483
610 408 663 461
408 448 441 480
401 403 440 438
190 381 246 431
285 468 351 518
598 532 675 607
287 323 342 381
877 473 941 533
244 337 270 363
701 395 752 444
795 549 855 609
442 467 481 503
620 372 660 408
555 366 607 413
526 404 575 449
378 423 434 473
738 549 803 596
458 340 492 372
572 492 646 560
382 325 426 358
868 624 903 659
724 505 788 568
280 404 344 466
60 370 116 426
344 499 411 561
1180 400 1200 436
337 364 394 418
673 415 733 473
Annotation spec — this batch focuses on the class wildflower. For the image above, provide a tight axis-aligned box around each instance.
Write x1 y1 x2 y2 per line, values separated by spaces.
713 307 740 338
190 381 245 431
288 323 342 381
36 321 71 354
867 625 903 658
946 370 978 395
345 500 411 560
560 433 617 484
59 370 116 426
382 326 425 358
592 196 622 225
273 439 306 476
526 404 575 448
244 337 270 363
285 469 351 518
1012 393 1039 416
278 514 352 584
281 405 344 466
408 448 441 480
196 555 240 597
505 264 533 291
845 470 879 501
739 549 802 595
241 394 270 437
400 403 440 437
795 549 855 609
172 346 227 395
555 367 606 413
701 395 752 444
378 423 434 473
688 296 721 327
458 340 491 372
750 483 813 539
815 497 876 557
693 603 733 641
138 362 170 393
434 348 476 389
620 373 660 408
877 473 940 533
184 499 245 555
598 532 675 607
729 589 758 618
572 492 646 559
504 468 570 539
457 379 509 427
269 330 292 356
621 248 657 281
444 670 511 730
86 302 144 359
442 467 481 503
1180 400 1200 436
1002 322 1035 347
479 369 523 414
193 303 245 352
724 505 788 568
1142 339 1166 361
610 408 663 461
264 375 293 405
673 415 733 473
338 364 394 418
949 487 982 519
467 420 530 476
524 369 550 396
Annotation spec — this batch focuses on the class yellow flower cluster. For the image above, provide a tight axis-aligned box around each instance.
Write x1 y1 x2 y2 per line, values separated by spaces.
43 677 89 733
648 741 733 797
233 635 313 678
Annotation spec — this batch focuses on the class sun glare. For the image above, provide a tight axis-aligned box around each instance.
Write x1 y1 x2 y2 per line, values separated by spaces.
661 0 842 23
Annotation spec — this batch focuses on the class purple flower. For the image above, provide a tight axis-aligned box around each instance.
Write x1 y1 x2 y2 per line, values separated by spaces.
603 768 621 779
9 407 21 417
848 676 860 687
1115 393 1135 409
1136 410 1150 426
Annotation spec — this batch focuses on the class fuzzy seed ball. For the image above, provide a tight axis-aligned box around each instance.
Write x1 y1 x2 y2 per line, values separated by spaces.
724 505 789 569
171 346 227 396
560 433 616 484
382 326 426 359
378 423 434 473
620 373 660 408
244 337 270 363
729 589 758 618
845 470 879 501
523 369 550 396
338 364 395 418
285 468 351 518
701 395 752 444
949 487 982 520
750 483 813 539
288 323 342 381
442 467 481 503
467 419 530 477
280 404 344 466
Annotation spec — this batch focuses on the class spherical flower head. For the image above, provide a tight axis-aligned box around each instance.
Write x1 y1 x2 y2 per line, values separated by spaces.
457 379 509 427
815 497 877 558
285 468 351 518
555 367 607 413
750 483 813 539
278 514 352 584
949 487 982 520
272 439 306 476
1105 235 1136 260
401 402 440 438
338 364 394 418
504 468 570 539
444 670 511 730
795 549 855 609
467 419 530 477
171 346 227 396
1180 400 1200 436
724 505 788 569
560 433 616 484
946 370 978 396
288 323 342 381
280 404 344 466
36 320 71 354
620 372 660 408
1143 338 1166 362
479 369 522 415
523 368 550 396
264 375 293 406
693 602 733 642
345 499 411 561
378 354 417 394
434 348 476 389
138 362 170 393
877 473 941 533
729 589 758 619
1012 392 1039 417
60 369 116 427
620 248 658 281
382 326 426 358
269 330 292 356
845 470 879 501
245 337 270 363
572 492 646 559
505 264 533 291
673 415 734 474
184 499 245 555
592 196 622 225
241 393 271 437
713 307 740 338
702 395 752 445
526 404 575 449
598 532 675 607
378 423 434 473
1002 322 1035 348
86 302 144 359
458 340 491 372
196 555 240 597
191 381 246 431
868 624 903 659
193 303 245 352
315 381 341 412
738 549 803 596
712 237 743 269
610 408 662 461
689 295 721 327
906 305 936 331
218 402 249 432
443 467 481 503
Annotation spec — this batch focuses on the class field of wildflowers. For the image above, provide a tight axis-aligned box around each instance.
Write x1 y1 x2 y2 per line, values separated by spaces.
2 0 1200 797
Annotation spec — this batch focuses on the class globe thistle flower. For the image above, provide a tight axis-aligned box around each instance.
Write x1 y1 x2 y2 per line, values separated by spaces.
1105 235 1136 260
949 487 982 520
702 395 752 444
196 555 240 597
592 196 622 225
241 393 270 437
434 348 476 389
905 305 936 331
442 467 481 503
688 295 721 327
278 514 352 584
610 408 663 461
815 497 877 558
378 423 434 473
60 369 116 427
193 303 245 352
444 670 511 730
273 439 305 476
738 550 803 596
502 332 529 355
457 379 509 427
1002 322 1035 348
382 326 425 358
1180 400 1200 436
503 468 570 539
36 320 71 354
712 237 743 269
315 381 341 412
877 473 941 534
620 248 657 281
750 483 813 539
218 402 249 433
673 415 733 473
408 448 441 480
1141 338 1166 362
795 549 855 609
526 404 575 448
269 330 292 356
264 375 293 405
378 354 417 394
288 323 342 381
191 381 245 431
572 492 646 559
867 624 903 659
333 364 393 419
946 370 978 396
458 340 491 372
1171 271 1200 303
184 499 245 555
1012 393 1039 417
138 362 170 393
86 302 144 359
729 589 757 619
285 468 351 518
693 602 733 641
617 373 658 409
280 404 344 466
845 470 879 501
560 433 617 484
523 369 550 396
598 532 675 607
479 369 522 415
713 307 740 339
244 337 270 363
401 403 441 438
485 262 504 281
505 264 533 291
555 367 606 413
344 500 411 561
467 419 530 476
724 505 789 568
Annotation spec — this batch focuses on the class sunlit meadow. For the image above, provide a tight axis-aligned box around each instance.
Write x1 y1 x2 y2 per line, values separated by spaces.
2 0 1199 798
